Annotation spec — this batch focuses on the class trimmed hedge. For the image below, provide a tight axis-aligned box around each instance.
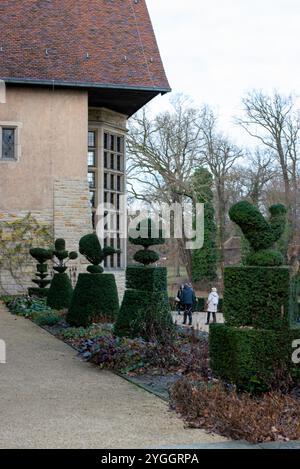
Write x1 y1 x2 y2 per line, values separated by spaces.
209 324 289 392
223 266 291 330
47 273 73 310
67 273 119 327
114 289 173 341
126 266 167 292
115 265 173 341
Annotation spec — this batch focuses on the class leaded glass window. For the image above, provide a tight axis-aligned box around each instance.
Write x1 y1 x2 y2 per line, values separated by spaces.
1 128 15 160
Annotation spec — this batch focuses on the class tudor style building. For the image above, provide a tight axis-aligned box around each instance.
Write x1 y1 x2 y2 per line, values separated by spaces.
0 0 170 294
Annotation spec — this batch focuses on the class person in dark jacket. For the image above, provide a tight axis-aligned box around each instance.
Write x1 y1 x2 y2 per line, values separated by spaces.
181 283 196 326
175 284 184 315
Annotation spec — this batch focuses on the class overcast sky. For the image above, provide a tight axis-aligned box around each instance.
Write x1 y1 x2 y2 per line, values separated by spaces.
146 0 300 144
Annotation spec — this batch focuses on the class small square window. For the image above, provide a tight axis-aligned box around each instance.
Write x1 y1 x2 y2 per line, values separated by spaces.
110 135 115 151
88 171 95 188
89 191 96 208
110 154 115 170
110 192 114 206
117 154 121 171
88 131 95 148
104 133 109 150
1 128 16 160
117 175 121 192
88 150 95 167
117 136 123 153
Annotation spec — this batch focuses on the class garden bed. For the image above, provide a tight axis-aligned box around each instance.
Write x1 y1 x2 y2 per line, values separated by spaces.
2 294 300 445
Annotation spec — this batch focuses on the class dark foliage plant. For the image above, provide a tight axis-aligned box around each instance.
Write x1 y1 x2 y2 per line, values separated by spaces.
115 218 173 340
129 218 165 266
67 233 120 326
209 200 297 394
229 201 287 266
47 239 78 310
192 168 217 282
29 247 53 297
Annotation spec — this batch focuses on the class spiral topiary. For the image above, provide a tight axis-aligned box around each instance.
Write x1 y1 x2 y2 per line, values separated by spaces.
47 239 78 310
67 233 120 326
229 201 287 266
29 247 53 298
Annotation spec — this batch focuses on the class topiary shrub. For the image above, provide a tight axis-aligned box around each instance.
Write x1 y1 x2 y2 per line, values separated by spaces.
209 324 290 393
67 233 120 326
29 247 53 298
229 201 287 266
223 266 291 330
115 218 174 341
191 168 217 283
210 200 297 393
47 238 78 310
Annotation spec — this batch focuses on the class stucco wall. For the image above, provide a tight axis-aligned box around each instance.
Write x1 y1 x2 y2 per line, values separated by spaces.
0 86 88 210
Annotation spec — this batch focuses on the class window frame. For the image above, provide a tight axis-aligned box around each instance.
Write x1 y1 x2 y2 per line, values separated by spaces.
0 122 22 162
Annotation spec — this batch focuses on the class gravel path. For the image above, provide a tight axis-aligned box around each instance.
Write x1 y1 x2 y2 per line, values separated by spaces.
0 303 226 449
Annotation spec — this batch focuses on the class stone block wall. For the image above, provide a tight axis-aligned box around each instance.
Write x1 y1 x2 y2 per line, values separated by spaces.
0 179 126 298
0 209 53 295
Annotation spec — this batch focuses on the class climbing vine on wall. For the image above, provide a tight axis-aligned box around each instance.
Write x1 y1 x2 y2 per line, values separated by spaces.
0 213 53 293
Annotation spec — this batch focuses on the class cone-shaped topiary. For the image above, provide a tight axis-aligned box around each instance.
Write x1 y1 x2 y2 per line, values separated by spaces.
115 218 174 341
67 233 120 326
29 247 53 298
47 239 78 310
229 201 287 266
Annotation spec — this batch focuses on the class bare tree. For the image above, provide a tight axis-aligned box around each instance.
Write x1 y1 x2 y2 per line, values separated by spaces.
237 90 300 240
127 95 205 278
236 149 277 207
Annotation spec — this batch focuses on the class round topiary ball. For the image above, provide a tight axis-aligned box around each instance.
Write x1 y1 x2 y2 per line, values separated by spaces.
133 250 160 266
30 248 53 264
55 238 66 251
129 218 165 248
79 233 102 265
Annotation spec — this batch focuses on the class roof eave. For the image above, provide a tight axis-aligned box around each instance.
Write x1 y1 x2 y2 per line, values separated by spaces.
1 77 171 94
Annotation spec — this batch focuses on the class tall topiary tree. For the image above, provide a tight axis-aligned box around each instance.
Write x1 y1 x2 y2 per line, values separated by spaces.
28 248 53 298
47 239 78 310
67 233 120 327
229 201 287 266
114 218 174 342
191 168 217 283
209 201 299 393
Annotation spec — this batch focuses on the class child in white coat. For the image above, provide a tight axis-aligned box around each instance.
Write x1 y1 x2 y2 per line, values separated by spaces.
206 287 219 325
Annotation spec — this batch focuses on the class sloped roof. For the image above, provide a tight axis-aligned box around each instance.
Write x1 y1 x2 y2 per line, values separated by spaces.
0 0 170 95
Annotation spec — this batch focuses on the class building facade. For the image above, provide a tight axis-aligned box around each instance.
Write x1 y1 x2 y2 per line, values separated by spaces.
0 0 170 295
